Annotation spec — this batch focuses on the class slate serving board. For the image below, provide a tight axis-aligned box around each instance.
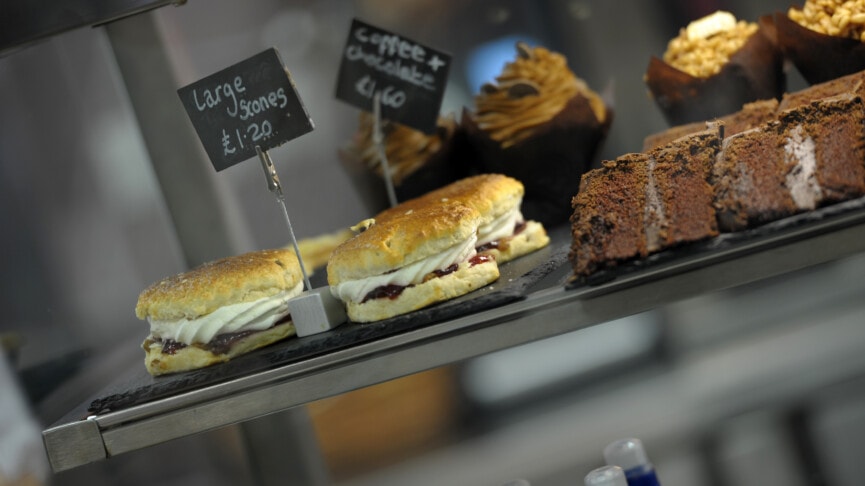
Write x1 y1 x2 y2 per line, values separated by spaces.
83 196 865 415
87 226 572 414
567 195 865 290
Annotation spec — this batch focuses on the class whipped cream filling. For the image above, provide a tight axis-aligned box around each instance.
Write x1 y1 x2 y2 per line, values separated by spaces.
643 156 667 252
784 125 822 210
331 234 479 304
149 282 303 345
477 206 523 247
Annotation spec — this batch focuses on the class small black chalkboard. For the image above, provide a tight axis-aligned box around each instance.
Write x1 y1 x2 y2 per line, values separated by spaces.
335 18 452 134
177 48 314 171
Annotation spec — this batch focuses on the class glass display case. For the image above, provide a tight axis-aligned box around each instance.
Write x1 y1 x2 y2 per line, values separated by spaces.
3 1 865 485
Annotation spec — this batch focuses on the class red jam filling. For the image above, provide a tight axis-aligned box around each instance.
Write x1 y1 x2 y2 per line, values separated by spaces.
362 284 405 303
470 254 494 266
160 330 254 355
161 339 186 355
157 316 290 355
361 253 496 304
432 263 459 278
476 221 527 253
476 241 500 253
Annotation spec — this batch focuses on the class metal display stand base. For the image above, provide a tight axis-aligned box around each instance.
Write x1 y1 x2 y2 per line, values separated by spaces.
240 408 330 486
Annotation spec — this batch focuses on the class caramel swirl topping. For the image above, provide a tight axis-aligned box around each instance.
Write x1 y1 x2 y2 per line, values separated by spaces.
347 113 456 185
472 42 606 148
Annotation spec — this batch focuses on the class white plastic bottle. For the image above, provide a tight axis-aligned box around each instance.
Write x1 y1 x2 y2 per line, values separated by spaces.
603 438 661 486
584 465 628 486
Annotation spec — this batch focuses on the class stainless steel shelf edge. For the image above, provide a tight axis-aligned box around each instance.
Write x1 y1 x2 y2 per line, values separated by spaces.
42 417 106 472
43 215 865 472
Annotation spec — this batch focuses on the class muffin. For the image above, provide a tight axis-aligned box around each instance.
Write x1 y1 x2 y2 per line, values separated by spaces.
461 41 612 227
775 0 865 85
645 11 785 126
339 112 470 213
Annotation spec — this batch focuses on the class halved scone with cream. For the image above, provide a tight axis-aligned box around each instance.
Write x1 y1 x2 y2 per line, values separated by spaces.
135 248 303 376
327 202 500 323
376 174 549 263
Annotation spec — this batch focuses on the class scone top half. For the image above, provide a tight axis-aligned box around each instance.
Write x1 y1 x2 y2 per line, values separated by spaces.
377 174 524 241
374 174 548 262
136 248 303 324
328 202 482 286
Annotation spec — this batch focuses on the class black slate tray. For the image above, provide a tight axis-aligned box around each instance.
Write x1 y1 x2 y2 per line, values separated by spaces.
87 226 572 414
567 195 865 291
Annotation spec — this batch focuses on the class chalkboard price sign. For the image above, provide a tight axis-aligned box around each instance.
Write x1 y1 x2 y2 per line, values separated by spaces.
177 48 314 171
335 18 452 134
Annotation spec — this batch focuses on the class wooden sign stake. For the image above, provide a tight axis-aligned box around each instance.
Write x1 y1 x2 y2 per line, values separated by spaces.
372 91 399 208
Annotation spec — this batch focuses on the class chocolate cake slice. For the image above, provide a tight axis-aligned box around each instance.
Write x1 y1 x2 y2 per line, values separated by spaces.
714 93 865 232
647 127 721 249
644 69 865 153
570 126 722 278
777 68 865 111
642 98 778 152
569 153 650 278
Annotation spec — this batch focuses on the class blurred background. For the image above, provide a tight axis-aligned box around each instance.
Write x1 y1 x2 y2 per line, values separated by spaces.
2 0 865 485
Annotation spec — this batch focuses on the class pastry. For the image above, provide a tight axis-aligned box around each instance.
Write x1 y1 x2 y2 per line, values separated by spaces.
375 174 550 263
295 228 355 271
569 126 722 278
570 87 865 281
461 42 612 226
645 11 784 125
340 112 470 212
135 249 303 376
778 66 865 110
643 68 865 151
327 203 499 323
642 98 778 152
714 92 865 231
776 0 865 84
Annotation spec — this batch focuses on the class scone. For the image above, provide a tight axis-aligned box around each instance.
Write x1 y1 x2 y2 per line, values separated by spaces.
294 228 355 271
376 174 550 263
135 248 303 376
327 203 500 323
339 112 471 212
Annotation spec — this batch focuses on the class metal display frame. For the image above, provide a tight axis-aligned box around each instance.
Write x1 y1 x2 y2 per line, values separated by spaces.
43 206 865 472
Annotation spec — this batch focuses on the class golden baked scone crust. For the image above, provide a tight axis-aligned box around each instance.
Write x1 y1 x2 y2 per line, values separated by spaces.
327 203 482 284
345 258 499 322
136 248 302 321
377 174 524 225
484 220 550 263
143 321 296 376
